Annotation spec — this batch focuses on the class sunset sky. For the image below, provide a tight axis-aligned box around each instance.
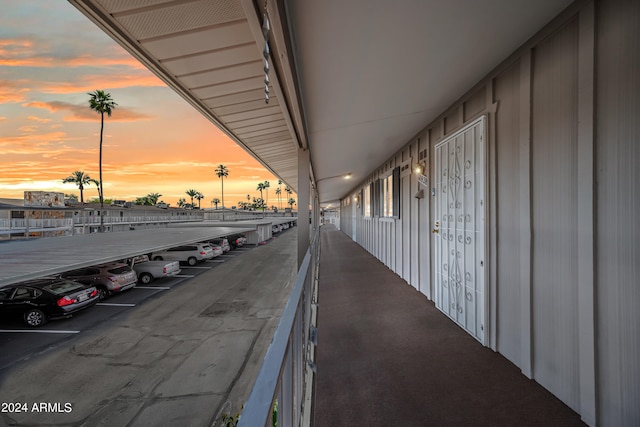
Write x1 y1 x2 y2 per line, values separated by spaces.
0 1 286 208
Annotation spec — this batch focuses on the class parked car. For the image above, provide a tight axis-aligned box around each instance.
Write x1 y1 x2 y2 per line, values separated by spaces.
227 234 245 249
209 244 224 257
0 277 99 327
152 243 215 266
126 255 181 284
62 262 137 300
210 238 230 253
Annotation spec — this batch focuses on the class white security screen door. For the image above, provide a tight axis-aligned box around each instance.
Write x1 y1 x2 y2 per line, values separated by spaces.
434 117 486 344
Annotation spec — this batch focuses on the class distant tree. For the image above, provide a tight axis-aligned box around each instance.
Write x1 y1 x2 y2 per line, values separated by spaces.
89 178 101 201
212 197 220 209
147 192 162 205
177 198 186 208
252 197 266 211
215 164 229 208
89 197 113 204
287 197 296 211
256 182 266 202
186 189 198 206
263 180 270 208
275 186 282 210
88 89 117 232
134 196 153 205
62 171 93 204
285 186 292 200
195 191 204 209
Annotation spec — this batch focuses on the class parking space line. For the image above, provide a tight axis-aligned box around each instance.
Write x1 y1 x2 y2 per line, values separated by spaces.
135 286 171 290
174 274 195 278
182 266 212 269
210 260 225 263
96 303 136 307
0 329 80 334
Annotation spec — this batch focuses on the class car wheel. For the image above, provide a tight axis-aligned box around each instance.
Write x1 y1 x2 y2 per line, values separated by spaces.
153 256 163 261
24 309 47 327
187 257 198 266
98 287 109 301
139 272 153 284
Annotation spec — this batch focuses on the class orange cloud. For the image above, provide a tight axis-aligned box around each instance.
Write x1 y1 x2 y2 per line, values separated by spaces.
0 38 145 71
0 79 30 103
41 74 165 94
27 116 52 123
23 101 153 122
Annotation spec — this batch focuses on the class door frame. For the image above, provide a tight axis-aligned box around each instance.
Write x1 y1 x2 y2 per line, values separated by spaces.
433 116 488 346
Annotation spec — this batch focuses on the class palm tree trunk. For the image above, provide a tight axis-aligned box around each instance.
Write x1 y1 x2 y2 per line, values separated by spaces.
221 178 224 220
99 112 105 232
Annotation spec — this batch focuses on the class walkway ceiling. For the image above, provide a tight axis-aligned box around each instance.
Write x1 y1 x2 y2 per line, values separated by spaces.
69 0 573 207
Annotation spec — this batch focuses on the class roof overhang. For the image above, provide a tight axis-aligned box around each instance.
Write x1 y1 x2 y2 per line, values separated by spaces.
69 0 574 207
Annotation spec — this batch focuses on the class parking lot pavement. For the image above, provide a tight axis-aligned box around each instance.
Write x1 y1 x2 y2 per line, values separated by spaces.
0 229 297 426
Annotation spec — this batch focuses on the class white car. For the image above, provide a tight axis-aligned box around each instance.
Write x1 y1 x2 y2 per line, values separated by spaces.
210 238 230 253
152 243 215 266
209 244 224 257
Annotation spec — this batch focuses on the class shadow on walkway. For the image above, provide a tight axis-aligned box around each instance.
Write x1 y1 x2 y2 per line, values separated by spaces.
315 225 584 427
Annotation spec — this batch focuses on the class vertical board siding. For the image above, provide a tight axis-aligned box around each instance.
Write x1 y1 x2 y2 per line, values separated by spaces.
596 0 640 425
336 2 640 424
531 18 580 412
493 61 522 366
419 135 432 298
464 87 487 122
402 173 411 283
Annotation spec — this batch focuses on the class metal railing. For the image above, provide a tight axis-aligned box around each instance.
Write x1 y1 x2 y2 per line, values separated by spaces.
0 218 74 237
238 229 320 427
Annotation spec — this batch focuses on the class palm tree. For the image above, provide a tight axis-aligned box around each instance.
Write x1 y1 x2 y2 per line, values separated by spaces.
177 198 186 208
275 187 282 210
263 180 270 208
256 182 267 212
186 189 198 207
62 171 93 204
256 182 265 200
285 185 292 200
88 89 117 232
147 193 162 205
215 164 229 208
288 197 296 214
212 198 221 209
89 178 101 201
195 191 204 209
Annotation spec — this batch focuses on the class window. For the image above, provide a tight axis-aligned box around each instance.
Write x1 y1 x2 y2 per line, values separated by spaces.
363 184 371 217
381 167 400 218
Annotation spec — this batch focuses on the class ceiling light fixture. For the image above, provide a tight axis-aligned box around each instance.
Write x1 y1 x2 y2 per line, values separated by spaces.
317 172 353 184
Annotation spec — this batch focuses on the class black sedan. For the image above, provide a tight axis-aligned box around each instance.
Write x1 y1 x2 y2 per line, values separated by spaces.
0 277 99 327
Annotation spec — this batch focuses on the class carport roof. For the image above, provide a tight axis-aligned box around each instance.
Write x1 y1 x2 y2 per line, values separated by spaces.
0 226 253 287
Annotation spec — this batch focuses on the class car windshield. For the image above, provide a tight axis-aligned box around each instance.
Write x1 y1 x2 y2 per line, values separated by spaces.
43 280 86 295
108 265 131 274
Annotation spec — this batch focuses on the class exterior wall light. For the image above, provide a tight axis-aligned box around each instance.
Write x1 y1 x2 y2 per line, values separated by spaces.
414 162 425 175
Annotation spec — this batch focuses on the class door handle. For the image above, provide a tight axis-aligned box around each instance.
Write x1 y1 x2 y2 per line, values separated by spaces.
432 229 439 234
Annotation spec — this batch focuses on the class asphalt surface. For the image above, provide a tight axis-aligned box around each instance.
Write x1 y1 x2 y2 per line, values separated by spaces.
0 228 297 427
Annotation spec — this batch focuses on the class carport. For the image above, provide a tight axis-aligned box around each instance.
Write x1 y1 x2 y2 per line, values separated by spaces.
0 226 253 287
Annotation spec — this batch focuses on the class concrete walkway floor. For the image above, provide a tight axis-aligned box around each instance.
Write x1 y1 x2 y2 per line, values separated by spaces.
314 225 585 427
0 229 297 427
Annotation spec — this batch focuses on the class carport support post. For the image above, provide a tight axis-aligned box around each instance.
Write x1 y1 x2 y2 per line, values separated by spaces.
298 148 310 268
